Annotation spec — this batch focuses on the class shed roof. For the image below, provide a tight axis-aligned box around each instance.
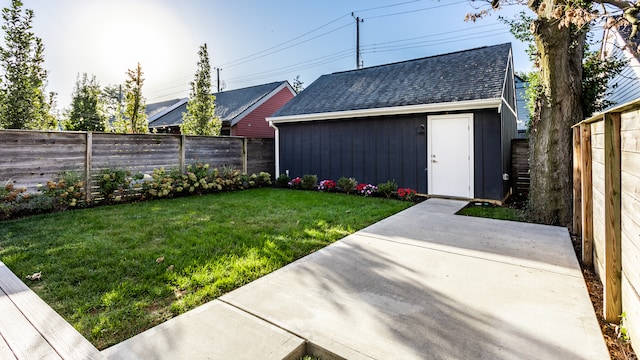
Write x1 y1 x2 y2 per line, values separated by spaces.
272 43 511 118
148 81 291 128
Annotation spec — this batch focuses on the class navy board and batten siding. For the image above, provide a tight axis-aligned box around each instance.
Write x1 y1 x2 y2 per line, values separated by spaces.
278 114 426 193
278 108 507 199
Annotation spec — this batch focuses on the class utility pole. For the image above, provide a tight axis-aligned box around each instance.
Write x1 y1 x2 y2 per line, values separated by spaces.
352 12 364 69
215 67 222 92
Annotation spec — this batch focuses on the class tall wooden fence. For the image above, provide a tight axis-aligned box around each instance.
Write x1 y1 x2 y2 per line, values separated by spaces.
511 139 530 198
0 130 274 198
573 99 640 354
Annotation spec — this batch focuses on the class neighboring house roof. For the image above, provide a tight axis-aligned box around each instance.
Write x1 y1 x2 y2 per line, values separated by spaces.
146 98 183 119
148 81 293 128
271 43 512 121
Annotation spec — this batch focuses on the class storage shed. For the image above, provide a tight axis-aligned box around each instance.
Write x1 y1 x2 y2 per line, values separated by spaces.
267 43 518 201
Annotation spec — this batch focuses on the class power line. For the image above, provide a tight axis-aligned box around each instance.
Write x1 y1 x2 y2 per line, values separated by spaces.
220 14 351 68
366 1 468 20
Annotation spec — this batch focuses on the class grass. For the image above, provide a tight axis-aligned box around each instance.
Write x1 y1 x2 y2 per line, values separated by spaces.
456 201 526 222
0 188 411 349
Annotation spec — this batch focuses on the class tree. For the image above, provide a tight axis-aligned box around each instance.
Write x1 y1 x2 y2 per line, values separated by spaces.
292 75 304 93
62 73 107 131
469 0 638 228
181 43 220 136
100 84 124 132
113 62 147 134
0 0 55 130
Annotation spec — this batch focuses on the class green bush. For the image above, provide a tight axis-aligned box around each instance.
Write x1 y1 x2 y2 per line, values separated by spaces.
39 171 86 208
300 174 318 190
276 174 290 188
97 168 132 202
377 180 398 199
256 172 272 187
337 177 357 194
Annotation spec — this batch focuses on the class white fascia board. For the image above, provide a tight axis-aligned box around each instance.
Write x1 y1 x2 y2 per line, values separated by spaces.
267 98 502 124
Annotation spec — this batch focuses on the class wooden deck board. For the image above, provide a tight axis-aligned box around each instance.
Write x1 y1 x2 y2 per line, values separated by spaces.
0 287 61 359
0 325 19 360
0 262 104 360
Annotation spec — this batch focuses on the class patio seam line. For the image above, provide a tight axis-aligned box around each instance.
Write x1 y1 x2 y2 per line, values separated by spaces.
217 298 308 341
217 298 367 358
353 232 585 279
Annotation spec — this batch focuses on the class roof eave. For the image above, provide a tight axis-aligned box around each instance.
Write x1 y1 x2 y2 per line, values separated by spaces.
267 98 502 124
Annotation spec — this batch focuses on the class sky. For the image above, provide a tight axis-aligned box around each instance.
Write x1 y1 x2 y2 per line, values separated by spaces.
22 0 535 110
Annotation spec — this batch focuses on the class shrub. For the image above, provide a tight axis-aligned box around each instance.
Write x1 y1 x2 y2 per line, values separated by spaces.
276 174 290 188
97 168 132 202
256 172 272 187
288 177 301 189
39 171 86 209
377 180 398 199
142 167 175 198
356 183 377 197
318 179 336 191
397 188 417 202
337 177 357 194
300 174 318 190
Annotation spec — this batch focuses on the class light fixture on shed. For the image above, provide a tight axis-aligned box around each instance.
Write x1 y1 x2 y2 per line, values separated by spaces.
417 124 425 134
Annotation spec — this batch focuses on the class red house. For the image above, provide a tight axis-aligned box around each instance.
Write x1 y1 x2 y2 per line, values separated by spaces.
147 81 296 137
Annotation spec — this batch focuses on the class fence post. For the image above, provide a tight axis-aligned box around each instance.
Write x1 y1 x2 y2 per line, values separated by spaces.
573 126 582 236
580 123 593 267
603 111 622 323
85 132 92 203
243 138 248 174
179 135 186 171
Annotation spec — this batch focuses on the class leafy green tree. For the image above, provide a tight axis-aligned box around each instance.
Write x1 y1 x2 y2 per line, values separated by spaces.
100 84 124 132
0 0 55 129
470 0 635 227
292 75 304 94
113 62 147 134
62 73 107 131
181 43 220 136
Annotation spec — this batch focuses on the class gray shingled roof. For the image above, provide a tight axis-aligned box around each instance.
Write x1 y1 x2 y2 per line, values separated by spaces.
273 43 511 117
148 81 287 128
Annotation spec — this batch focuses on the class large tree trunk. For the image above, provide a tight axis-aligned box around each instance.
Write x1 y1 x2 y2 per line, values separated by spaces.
528 2 585 229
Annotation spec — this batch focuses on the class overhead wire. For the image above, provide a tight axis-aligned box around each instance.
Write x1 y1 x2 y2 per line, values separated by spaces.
147 0 508 102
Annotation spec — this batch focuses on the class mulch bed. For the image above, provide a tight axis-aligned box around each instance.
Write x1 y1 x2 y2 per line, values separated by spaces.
571 234 637 360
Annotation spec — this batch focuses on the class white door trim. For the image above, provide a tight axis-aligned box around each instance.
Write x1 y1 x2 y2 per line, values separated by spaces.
427 114 474 198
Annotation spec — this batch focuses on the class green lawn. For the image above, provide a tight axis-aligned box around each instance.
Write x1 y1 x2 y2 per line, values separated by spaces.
0 188 411 349
457 202 526 222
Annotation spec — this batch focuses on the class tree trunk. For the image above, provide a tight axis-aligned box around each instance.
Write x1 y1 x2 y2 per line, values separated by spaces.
528 3 585 229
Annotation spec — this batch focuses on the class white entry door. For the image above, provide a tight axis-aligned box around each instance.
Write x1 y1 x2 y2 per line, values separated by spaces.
427 114 474 198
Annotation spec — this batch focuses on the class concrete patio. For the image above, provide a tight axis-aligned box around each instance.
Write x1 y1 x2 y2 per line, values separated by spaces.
103 198 608 359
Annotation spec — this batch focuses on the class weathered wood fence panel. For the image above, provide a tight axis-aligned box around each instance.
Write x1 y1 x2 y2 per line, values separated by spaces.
510 139 529 198
573 99 640 355
0 130 274 196
92 133 182 173
184 136 244 171
0 130 86 192
246 138 275 177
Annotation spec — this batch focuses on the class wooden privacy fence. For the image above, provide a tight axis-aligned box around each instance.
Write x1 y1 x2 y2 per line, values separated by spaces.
511 139 530 198
573 99 640 352
0 130 274 199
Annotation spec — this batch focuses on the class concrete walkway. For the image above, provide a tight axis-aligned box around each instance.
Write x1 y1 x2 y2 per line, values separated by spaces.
103 198 608 360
